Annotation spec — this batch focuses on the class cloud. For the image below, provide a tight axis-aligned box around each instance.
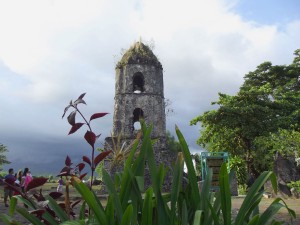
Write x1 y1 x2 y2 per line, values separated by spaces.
1 0 300 173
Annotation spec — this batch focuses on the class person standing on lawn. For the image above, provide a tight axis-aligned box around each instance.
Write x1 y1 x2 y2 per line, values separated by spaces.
57 176 64 192
24 170 33 191
21 167 29 192
4 168 16 207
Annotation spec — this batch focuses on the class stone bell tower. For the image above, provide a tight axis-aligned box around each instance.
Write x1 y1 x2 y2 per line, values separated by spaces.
106 41 175 190
113 41 166 146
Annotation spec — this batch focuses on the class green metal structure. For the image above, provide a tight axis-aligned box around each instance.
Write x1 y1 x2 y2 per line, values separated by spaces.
200 152 229 191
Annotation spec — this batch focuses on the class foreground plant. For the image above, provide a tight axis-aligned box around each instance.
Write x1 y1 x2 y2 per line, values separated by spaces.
0 94 296 224
65 124 296 225
61 93 111 190
0 93 112 224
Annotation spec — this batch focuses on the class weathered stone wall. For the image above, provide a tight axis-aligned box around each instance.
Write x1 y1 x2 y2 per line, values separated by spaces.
113 94 166 139
115 65 164 96
230 171 238 196
113 64 166 140
273 154 300 196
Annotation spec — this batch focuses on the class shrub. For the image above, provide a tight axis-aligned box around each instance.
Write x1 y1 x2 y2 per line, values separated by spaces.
287 180 300 193
230 155 248 186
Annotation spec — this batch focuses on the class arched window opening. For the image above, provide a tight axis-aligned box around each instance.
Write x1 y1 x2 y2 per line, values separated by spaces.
133 72 144 93
133 108 144 130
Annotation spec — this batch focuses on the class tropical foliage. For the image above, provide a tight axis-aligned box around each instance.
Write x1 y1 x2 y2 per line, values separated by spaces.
191 49 300 176
229 156 248 186
0 123 296 224
61 93 112 189
0 143 10 170
166 130 181 152
287 180 300 193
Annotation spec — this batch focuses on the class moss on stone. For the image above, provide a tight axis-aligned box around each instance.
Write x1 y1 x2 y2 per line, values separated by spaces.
116 42 162 69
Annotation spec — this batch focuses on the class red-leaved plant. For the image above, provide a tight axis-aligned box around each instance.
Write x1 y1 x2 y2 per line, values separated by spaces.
0 93 112 223
60 93 112 190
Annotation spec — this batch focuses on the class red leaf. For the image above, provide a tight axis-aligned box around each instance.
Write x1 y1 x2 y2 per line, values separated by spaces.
84 131 96 147
67 111 76 126
74 99 86 105
94 150 112 167
74 93 87 105
58 166 71 176
29 209 45 218
71 200 81 208
96 134 101 140
78 93 86 100
26 177 48 191
82 156 91 166
68 123 84 135
65 156 72 166
80 173 87 180
76 163 85 172
62 105 71 118
58 202 66 209
33 193 45 201
49 192 63 199
90 113 109 121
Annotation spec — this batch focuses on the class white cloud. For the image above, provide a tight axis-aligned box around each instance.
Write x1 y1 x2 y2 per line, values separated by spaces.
0 0 299 171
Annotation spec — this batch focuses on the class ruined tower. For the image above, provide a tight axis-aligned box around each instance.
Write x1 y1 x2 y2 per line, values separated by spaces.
113 41 166 146
106 41 175 190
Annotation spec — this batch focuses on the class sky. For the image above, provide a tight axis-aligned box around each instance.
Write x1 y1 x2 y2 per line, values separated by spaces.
1 0 300 175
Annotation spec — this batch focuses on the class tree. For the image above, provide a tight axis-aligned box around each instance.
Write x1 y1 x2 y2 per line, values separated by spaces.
166 130 181 152
0 144 10 171
191 49 300 176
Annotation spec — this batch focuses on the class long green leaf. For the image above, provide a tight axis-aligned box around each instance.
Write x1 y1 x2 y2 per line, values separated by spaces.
181 200 188 225
13 195 36 209
243 193 263 222
129 174 144 225
105 196 115 225
258 198 295 225
269 221 285 225
234 171 276 225
176 125 200 209
71 177 107 224
219 163 231 225
8 195 17 216
45 195 69 222
16 207 44 225
79 201 87 220
119 166 133 209
247 214 260 225
207 200 220 225
61 220 85 225
42 211 60 225
132 123 152 176
212 190 221 221
121 204 133 225
141 187 154 225
146 125 170 224
170 152 184 224
157 164 167 189
193 210 203 225
0 213 22 225
200 168 212 224
119 125 150 209
103 169 123 223
124 132 140 170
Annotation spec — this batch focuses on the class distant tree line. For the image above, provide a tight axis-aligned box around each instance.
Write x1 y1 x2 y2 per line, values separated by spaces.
0 143 10 171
